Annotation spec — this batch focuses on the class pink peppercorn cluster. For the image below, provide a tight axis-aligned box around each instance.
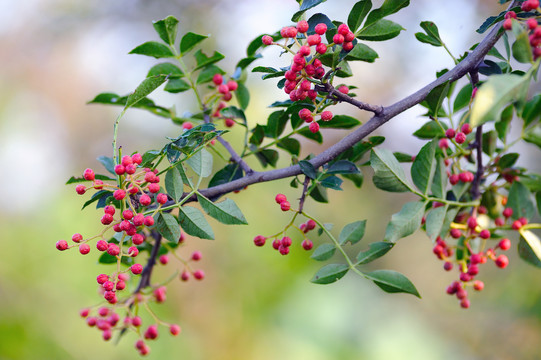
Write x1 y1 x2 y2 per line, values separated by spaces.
503 7 541 59
252 194 315 255
57 155 207 355
261 21 355 134
428 200 527 308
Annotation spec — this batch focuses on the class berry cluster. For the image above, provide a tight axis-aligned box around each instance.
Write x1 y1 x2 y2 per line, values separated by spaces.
253 194 315 255
211 74 238 128
58 154 206 355
503 7 541 59
428 200 529 308
262 21 356 134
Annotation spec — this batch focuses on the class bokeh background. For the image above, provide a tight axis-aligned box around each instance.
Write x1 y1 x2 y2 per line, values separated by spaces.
1 0 540 359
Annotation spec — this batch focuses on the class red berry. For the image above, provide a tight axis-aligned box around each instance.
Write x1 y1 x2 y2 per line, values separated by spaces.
315 43 327 54
502 207 513 218
275 193 287 204
298 108 312 120
224 118 235 127
113 189 126 200
443 261 453 271
479 229 491 239
342 42 354 52
83 168 95 181
180 271 190 281
212 73 223 86
495 217 505 227
116 280 126 291
193 270 205 280
128 246 139 257
338 85 349 94
505 11 517 19
227 80 238 91
314 23 327 35
86 317 97 327
132 316 142 327
143 216 155 227
337 23 350 36
125 164 137 175
321 111 333 121
272 238 281 250
344 31 355 42
495 254 509 268
191 251 202 261
438 138 449 149
104 205 116 215
467 216 477 230
79 243 90 255
503 18 513 30
170 324 181 336
280 201 291 211
102 281 114 291
499 238 511 251
114 164 126 175
302 239 313 250
512 220 523 230
56 240 68 251
333 33 344 44
159 255 169 265
281 236 292 247
156 193 168 204
80 308 90 318
182 122 193 130
461 123 472 135
132 153 142 165
309 121 320 133
131 264 143 275
455 132 467 144
139 194 151 206
460 298 471 309
473 280 484 291
97 274 108 285
75 185 86 195
519 217 528 226
450 228 462 238
72 233 83 243
262 35 273 45
253 235 266 247
148 183 160 193
445 128 456 138
144 325 159 340
278 245 290 255
94 180 104 189
307 34 321 46
528 18 538 30
107 243 120 257
449 174 459 185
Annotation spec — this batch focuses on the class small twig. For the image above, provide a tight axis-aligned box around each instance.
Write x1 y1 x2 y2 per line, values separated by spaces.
216 136 254 175
135 230 162 292
471 125 484 201
298 176 311 213
316 82 384 115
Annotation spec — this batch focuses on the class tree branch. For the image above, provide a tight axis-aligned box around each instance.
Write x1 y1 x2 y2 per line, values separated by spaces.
316 82 383 115
216 136 254 174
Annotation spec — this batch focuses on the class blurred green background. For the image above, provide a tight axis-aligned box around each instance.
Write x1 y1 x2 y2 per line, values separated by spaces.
1 0 540 359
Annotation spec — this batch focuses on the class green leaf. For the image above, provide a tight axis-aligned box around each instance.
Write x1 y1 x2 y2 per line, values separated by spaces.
310 263 349 284
309 183 329 203
221 106 247 124
356 242 394 264
498 153 519 169
164 78 191 93
193 50 225 71
197 195 247 225
249 125 265 146
277 138 301 156
292 0 327 22
482 130 498 156
339 220 367 245
470 73 530 128
180 32 208 54
82 190 112 210
88 93 171 118
311 243 336 261
453 83 473 112
156 212 181 243
299 160 318 180
343 172 364 188
414 21 442 47
254 149 279 168
364 270 420 297
521 94 541 126
326 160 360 175
370 148 413 193
537 191 541 218
66 174 114 185
519 230 541 268
364 0 410 27
348 0 372 32
431 157 447 199
507 181 535 220
265 110 289 138
98 252 118 264
165 167 184 201
208 164 243 188
424 81 450 116
476 9 507 34
141 150 162 168
235 82 250 110
496 104 513 141
318 115 361 129
153 16 179 45
384 201 426 243
129 41 174 59
523 124 541 149
147 63 184 78
345 43 378 62
178 206 214 240
308 13 336 35
97 155 116 175
125 75 168 109
413 121 446 139
411 140 437 195
357 19 404 41
196 65 225 84
186 148 213 178
320 176 343 190
512 30 533 64
425 205 447 241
